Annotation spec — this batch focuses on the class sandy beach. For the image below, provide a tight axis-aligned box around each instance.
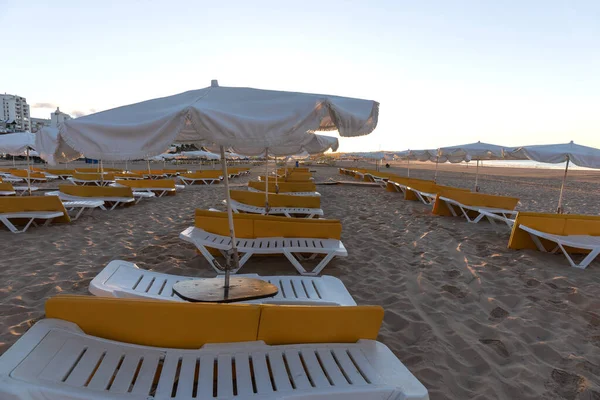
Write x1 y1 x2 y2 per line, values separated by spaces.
1 162 599 399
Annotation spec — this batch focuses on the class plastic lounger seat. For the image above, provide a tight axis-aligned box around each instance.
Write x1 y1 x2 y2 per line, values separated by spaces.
227 199 324 218
0 196 70 233
62 200 105 220
519 225 600 269
247 186 321 197
14 186 40 196
180 227 347 276
68 177 115 186
46 191 135 211
89 260 357 305
0 317 428 400
438 197 517 223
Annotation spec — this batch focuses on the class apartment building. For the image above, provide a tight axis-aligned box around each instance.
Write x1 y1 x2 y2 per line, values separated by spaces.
1 94 31 131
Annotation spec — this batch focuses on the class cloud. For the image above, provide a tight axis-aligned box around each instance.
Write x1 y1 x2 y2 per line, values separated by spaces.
32 102 57 109
71 110 87 118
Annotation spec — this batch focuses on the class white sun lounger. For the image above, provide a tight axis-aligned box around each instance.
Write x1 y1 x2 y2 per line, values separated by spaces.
519 225 600 269
247 186 321 197
46 191 135 210
0 175 23 183
438 196 516 223
0 318 429 400
68 177 115 186
226 199 324 218
8 174 48 183
111 183 185 198
178 175 222 185
89 260 357 305
364 174 388 187
180 227 347 276
409 187 436 205
131 191 156 203
477 209 517 228
0 186 39 196
0 211 66 233
62 200 105 220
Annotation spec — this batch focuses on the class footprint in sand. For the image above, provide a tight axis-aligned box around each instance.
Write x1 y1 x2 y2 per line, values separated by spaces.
548 369 586 400
489 306 509 320
441 284 467 298
444 269 461 279
479 339 510 358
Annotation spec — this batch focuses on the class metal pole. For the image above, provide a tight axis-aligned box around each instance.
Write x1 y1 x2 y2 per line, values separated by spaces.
12 155 15 168
147 160 151 176
100 160 104 185
434 156 439 183
26 148 32 196
264 149 269 213
274 156 279 194
475 160 480 192
407 157 410 178
220 145 239 290
125 159 128 172
557 157 570 214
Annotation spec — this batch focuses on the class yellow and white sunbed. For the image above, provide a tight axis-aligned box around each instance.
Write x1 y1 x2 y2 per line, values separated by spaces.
181 210 346 276
0 296 428 399
47 185 142 210
227 189 323 218
0 196 70 233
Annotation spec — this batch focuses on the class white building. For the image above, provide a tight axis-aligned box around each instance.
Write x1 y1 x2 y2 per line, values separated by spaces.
1 94 30 131
50 107 71 127
30 117 51 133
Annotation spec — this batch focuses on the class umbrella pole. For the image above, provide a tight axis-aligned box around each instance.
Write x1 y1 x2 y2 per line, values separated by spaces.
475 160 480 192
100 160 104 185
274 156 279 194
147 160 151 176
407 157 410 178
220 145 239 290
265 149 269 213
434 157 439 183
12 155 15 168
125 159 128 172
557 157 570 214
26 148 32 196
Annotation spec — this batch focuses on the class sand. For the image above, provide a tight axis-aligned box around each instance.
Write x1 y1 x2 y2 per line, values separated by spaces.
1 161 600 399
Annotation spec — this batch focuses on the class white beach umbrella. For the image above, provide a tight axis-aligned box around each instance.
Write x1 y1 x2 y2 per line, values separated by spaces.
438 141 507 191
0 132 36 195
180 150 221 160
36 80 378 298
504 141 600 213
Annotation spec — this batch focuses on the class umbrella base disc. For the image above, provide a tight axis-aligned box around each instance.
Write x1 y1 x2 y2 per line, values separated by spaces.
173 277 279 303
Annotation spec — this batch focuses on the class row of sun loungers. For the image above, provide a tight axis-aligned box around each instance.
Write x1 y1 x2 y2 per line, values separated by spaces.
342 167 600 270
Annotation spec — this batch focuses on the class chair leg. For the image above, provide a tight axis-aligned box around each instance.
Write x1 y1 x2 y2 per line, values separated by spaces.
0 217 19 233
527 233 549 252
557 244 600 269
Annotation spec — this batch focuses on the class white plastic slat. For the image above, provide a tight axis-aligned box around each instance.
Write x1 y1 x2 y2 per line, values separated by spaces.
130 353 162 395
332 348 368 386
346 348 381 384
217 354 234 398
109 353 142 393
64 346 106 387
302 280 319 299
86 350 124 390
154 354 181 397
281 280 296 299
196 355 215 398
134 275 155 293
146 277 166 296
282 350 312 390
267 351 293 392
251 352 274 394
175 355 197 399
291 279 308 299
234 353 254 396
299 350 330 388
39 339 87 382
316 349 349 386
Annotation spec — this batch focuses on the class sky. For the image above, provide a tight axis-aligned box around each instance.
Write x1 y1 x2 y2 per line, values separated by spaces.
1 0 599 152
